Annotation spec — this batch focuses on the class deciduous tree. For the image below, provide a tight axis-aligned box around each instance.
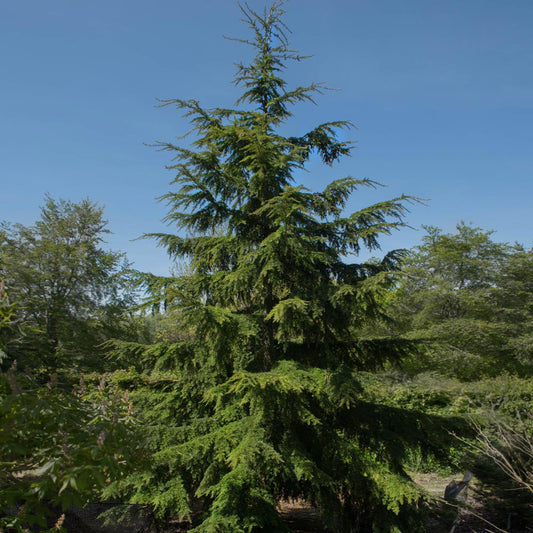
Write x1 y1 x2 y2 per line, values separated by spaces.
392 223 533 378
0 196 138 370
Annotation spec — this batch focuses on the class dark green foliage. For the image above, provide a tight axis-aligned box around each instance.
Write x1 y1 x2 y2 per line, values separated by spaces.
0 197 147 531
0 372 143 531
0 282 20 362
0 196 142 372
391 223 533 379
109 4 428 531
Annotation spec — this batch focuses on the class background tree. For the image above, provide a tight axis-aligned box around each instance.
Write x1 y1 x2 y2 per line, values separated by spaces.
0 196 141 371
0 282 19 364
109 4 428 531
391 223 533 379
0 197 146 531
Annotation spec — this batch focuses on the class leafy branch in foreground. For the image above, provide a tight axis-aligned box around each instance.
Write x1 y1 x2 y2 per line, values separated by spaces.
0 371 144 532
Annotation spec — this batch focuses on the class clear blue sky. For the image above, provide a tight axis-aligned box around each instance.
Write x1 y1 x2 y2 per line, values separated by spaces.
2 0 532 275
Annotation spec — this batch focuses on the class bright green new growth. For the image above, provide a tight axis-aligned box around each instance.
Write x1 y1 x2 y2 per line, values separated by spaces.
110 3 423 531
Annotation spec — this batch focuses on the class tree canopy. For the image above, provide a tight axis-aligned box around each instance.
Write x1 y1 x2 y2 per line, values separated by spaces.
0 198 145 531
0 196 138 371
391 223 533 379
109 3 426 531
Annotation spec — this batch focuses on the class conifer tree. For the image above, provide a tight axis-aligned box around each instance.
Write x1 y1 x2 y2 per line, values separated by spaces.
110 3 423 531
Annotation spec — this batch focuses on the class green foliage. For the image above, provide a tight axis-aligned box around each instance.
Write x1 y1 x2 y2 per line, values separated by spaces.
0 6 529 530
0 196 142 371
0 371 143 531
107 3 430 531
0 197 148 530
391 223 533 379
362 373 533 418
361 372 533 482
0 282 20 364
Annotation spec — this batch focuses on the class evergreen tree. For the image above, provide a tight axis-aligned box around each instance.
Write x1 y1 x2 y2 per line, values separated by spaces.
110 3 423 531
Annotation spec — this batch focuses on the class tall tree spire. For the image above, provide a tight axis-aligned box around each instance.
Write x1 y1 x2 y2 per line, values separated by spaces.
110 4 423 531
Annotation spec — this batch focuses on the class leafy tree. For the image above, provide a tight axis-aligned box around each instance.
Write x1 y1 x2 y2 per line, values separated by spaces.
0 282 19 363
110 3 425 531
0 196 140 371
393 223 533 379
491 247 533 368
0 198 147 531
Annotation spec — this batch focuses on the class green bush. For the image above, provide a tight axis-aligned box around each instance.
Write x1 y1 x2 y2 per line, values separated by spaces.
0 371 143 532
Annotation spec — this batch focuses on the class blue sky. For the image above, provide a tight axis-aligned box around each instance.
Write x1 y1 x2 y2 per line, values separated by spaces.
2 0 532 275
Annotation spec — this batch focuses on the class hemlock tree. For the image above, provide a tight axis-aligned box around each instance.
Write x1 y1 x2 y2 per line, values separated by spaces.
110 3 424 531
